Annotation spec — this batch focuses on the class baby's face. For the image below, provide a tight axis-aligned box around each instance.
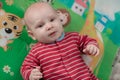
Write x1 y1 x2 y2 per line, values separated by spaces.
27 3 64 43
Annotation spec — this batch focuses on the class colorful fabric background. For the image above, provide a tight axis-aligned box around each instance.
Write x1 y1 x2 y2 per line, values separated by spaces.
0 0 120 80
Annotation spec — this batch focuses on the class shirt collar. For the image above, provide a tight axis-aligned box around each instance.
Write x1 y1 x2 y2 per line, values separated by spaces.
56 32 65 41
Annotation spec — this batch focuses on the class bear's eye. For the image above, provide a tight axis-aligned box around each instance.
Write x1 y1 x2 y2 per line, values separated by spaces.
2 21 7 26
13 26 18 30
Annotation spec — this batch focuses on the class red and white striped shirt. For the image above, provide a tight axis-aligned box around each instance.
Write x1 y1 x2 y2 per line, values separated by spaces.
21 32 99 80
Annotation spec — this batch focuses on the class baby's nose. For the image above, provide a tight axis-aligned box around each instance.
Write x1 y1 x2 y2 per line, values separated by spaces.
46 23 53 30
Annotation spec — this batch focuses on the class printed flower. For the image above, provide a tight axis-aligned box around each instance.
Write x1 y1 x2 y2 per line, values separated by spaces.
3 65 11 73
5 0 14 6
10 72 14 76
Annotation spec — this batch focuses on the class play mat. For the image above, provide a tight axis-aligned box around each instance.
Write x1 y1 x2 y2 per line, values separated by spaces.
0 0 120 80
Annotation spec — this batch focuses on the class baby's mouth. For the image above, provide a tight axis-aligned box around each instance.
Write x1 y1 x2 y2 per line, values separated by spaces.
49 31 56 37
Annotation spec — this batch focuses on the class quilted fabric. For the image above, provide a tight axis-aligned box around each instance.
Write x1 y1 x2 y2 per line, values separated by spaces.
0 0 120 80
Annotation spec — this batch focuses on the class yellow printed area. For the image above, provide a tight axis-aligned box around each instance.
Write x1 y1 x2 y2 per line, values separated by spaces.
80 0 104 71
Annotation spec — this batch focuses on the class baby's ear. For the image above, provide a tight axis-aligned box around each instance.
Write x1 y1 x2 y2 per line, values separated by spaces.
27 30 36 40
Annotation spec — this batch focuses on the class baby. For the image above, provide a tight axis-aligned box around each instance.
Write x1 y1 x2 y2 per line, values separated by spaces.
21 2 99 80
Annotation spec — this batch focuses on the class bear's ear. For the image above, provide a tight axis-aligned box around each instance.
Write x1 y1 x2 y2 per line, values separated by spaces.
56 10 61 14
0 9 5 16
21 18 25 26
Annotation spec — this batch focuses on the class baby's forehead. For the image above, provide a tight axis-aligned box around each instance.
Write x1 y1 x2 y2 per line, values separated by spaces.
28 4 56 14
29 2 53 11
24 3 57 22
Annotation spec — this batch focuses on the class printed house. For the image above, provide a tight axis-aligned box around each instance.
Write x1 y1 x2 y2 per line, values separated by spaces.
71 0 88 16
95 15 109 32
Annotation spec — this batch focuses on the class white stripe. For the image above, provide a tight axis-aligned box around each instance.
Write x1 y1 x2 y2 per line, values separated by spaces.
37 50 58 58
44 68 66 77
65 58 81 67
42 61 61 69
27 54 38 62
58 39 75 47
23 69 31 80
63 51 80 59
79 42 84 47
67 62 84 70
59 43 77 51
32 45 57 53
41 58 60 66
44 65 64 73
46 72 68 80
58 76 70 80
40 53 60 62
63 55 82 65
69 65 87 74
71 68 89 77
61 48 79 56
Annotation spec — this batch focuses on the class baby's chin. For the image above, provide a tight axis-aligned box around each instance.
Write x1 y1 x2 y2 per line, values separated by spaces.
39 34 62 43
39 39 56 44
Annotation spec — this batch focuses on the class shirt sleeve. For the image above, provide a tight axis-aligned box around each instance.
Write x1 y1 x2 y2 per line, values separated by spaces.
77 33 98 53
20 50 40 80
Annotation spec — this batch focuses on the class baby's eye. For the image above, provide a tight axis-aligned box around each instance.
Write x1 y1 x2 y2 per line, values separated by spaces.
60 19 63 22
38 25 43 28
37 23 44 28
50 18 55 22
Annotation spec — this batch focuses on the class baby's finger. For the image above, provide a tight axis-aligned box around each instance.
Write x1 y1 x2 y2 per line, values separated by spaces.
32 75 42 80
95 48 99 56
32 69 40 73
83 46 93 54
90 46 99 56
34 71 42 76
88 46 94 54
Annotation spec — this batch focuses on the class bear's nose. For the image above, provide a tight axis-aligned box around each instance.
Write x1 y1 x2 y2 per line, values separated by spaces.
5 28 12 34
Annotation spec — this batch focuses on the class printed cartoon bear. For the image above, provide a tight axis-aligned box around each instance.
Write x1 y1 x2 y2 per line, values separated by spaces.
0 9 24 51
56 9 71 27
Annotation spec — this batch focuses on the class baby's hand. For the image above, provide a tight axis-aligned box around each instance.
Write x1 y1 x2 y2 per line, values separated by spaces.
83 44 99 56
29 67 43 80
